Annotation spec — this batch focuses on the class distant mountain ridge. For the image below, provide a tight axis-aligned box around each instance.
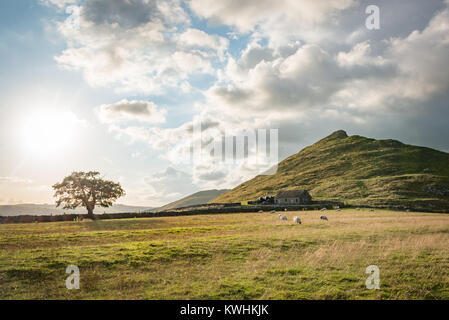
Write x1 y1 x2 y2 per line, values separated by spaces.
212 130 449 211
0 203 154 216
154 189 230 212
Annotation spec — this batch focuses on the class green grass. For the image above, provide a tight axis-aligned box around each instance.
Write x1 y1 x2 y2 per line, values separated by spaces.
212 131 449 210
1 209 449 299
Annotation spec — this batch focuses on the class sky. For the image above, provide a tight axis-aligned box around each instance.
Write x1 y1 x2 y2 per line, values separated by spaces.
0 0 449 207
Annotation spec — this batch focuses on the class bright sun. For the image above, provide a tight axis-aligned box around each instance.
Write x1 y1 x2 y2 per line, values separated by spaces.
20 111 80 157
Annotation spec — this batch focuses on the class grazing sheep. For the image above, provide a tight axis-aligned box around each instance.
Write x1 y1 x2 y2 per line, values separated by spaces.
370 208 374 212
258 210 264 213
356 207 361 211
271 210 276 214
279 214 287 221
320 208 327 211
320 215 328 221
293 216 302 224
284 208 287 211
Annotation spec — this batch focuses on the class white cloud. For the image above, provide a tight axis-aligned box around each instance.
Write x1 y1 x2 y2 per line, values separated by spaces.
50 0 230 94
207 1 449 118
337 41 384 67
386 7 449 100
171 51 213 74
40 0 77 8
177 28 229 60
189 0 357 46
208 44 350 115
0 177 35 185
332 6 449 110
96 99 166 124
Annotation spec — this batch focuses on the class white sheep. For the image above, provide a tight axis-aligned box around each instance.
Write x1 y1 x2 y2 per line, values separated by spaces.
258 210 264 213
320 215 328 221
320 208 327 211
279 214 287 221
293 216 302 224
370 208 374 212
271 210 276 213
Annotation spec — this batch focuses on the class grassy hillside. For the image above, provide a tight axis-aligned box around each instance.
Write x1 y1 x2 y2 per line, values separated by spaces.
213 130 449 210
154 189 230 212
1 209 448 299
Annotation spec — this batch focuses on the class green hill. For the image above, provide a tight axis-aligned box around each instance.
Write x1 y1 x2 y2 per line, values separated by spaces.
154 189 230 212
212 130 449 211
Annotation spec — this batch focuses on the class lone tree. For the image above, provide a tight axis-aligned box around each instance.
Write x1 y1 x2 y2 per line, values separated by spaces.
53 171 125 219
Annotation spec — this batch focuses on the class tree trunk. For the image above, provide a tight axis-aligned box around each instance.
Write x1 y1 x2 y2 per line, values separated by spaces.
87 207 96 220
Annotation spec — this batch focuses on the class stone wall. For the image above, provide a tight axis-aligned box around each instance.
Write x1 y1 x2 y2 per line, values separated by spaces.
0 201 344 224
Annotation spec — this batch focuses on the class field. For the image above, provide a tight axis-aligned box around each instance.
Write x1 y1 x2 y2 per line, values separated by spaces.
1 209 449 299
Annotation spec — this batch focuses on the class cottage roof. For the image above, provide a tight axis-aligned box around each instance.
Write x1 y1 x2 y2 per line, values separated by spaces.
276 190 309 198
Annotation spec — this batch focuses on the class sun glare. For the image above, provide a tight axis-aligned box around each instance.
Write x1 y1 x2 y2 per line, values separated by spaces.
19 111 81 157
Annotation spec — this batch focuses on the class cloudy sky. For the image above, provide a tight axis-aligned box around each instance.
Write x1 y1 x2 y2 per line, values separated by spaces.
1 0 449 207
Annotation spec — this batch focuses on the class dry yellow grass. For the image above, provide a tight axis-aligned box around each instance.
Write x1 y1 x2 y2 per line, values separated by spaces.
1 209 448 299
